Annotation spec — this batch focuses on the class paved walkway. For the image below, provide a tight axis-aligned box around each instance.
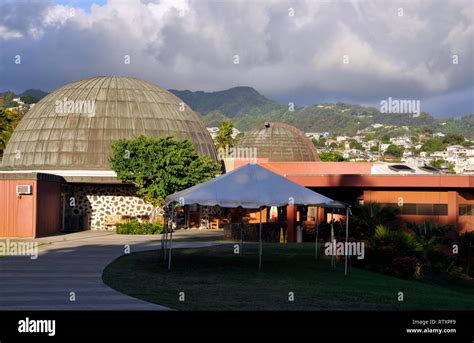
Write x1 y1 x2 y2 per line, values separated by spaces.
0 230 224 310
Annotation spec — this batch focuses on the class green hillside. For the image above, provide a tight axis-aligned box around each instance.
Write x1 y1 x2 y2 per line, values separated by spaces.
169 86 282 118
19 89 49 100
171 87 474 139
3 86 473 138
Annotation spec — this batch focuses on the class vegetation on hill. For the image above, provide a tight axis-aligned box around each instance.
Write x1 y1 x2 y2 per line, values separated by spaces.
319 151 347 162
384 144 404 158
1 85 473 161
171 87 474 139
20 95 39 104
170 86 281 118
0 91 16 106
19 89 49 100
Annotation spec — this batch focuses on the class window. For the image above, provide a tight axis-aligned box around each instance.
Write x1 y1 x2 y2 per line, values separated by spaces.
433 204 448 216
401 204 417 215
417 204 433 216
380 203 448 216
389 164 415 173
459 205 474 216
419 165 441 174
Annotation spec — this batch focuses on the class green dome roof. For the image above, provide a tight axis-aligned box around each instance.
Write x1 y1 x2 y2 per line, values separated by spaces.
237 122 320 162
1 76 217 170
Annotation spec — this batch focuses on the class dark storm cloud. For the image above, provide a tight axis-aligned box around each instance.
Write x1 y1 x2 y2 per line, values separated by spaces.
0 0 472 116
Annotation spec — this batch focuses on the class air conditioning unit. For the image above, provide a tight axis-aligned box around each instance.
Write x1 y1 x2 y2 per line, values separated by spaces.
16 185 33 195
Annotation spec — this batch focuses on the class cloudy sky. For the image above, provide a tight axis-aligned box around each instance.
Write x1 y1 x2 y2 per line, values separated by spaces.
0 0 473 117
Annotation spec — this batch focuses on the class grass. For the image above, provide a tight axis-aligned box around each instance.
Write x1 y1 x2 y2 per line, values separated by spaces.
102 243 474 311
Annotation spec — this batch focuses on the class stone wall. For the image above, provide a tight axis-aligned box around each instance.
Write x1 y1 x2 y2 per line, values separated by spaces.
68 184 154 230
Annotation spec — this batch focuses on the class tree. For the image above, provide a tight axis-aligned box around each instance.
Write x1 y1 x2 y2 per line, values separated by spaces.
312 137 326 148
349 140 365 151
215 121 235 150
422 127 433 134
2 91 14 106
364 133 374 141
350 203 400 240
442 133 464 145
0 108 11 153
429 159 455 172
20 95 39 104
380 134 390 144
384 144 404 158
109 135 218 207
0 107 21 155
319 151 347 162
421 138 445 153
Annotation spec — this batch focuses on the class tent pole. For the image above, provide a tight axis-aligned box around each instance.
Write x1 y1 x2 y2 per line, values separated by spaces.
331 208 335 268
168 205 174 271
163 205 168 261
315 207 319 260
259 206 263 270
240 208 244 256
345 206 349 276
161 206 166 261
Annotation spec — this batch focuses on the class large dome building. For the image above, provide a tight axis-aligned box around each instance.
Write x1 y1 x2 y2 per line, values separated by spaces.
2 76 217 172
0 76 217 235
236 122 320 162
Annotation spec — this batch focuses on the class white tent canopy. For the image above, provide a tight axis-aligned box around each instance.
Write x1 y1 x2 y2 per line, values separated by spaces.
165 163 336 208
163 163 350 274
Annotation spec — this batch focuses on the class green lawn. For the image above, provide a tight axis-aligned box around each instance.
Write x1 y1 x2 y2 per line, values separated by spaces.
102 243 474 310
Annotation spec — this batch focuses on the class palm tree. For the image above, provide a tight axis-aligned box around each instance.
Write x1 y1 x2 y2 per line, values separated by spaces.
350 202 400 239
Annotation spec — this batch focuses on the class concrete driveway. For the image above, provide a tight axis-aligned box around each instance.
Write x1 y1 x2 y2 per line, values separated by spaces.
0 230 223 310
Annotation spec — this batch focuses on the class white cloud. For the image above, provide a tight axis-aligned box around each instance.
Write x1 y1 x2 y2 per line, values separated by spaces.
0 24 22 39
0 0 472 116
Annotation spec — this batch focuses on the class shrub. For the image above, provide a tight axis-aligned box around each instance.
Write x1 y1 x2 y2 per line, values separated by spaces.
361 225 423 275
407 221 456 242
350 203 400 240
373 225 422 255
406 222 457 271
116 220 163 235
387 256 421 279
458 232 474 277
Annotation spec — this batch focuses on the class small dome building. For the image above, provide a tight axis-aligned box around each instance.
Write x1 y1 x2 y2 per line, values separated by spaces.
236 122 320 162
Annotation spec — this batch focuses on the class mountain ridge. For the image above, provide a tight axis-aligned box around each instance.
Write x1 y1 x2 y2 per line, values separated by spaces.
2 87 472 138
169 88 474 138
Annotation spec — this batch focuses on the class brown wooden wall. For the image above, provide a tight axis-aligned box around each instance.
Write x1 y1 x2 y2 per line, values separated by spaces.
36 180 62 237
0 177 62 238
0 179 37 237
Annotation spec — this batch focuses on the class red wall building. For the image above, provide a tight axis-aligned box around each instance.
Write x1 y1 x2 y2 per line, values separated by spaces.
258 162 474 234
0 173 63 238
